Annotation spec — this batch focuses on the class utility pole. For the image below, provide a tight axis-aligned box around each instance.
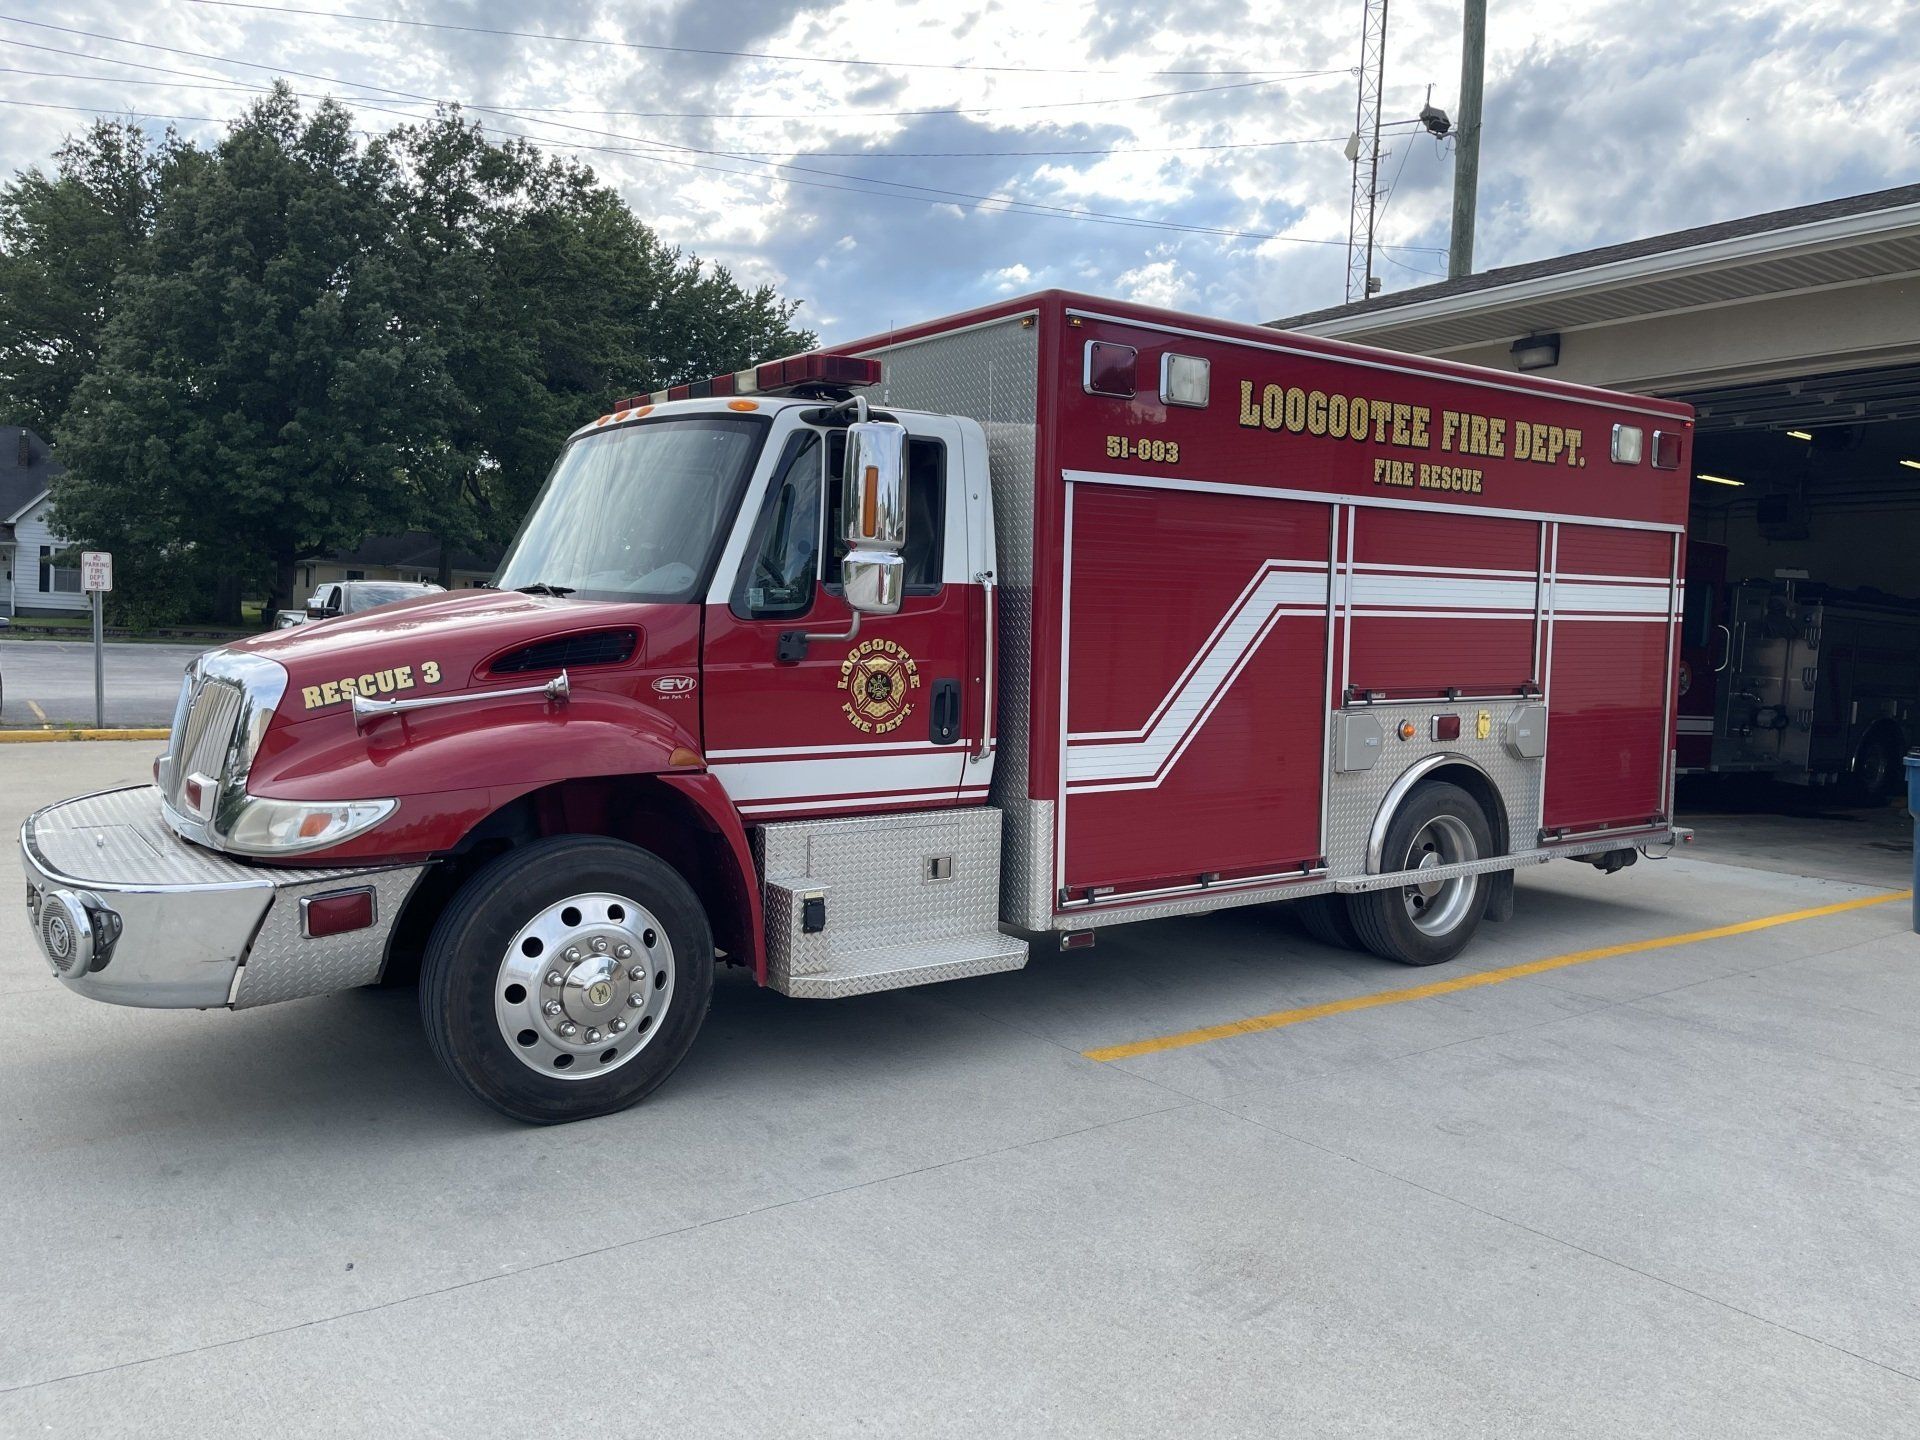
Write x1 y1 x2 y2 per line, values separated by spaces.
1344 0 1390 303
1448 0 1486 279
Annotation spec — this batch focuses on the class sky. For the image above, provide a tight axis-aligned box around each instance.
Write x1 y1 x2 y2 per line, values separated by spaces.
2 0 1915 343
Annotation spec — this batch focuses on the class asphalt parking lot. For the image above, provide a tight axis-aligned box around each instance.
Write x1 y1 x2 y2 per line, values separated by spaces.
0 637 208 727
3 744 1917 1437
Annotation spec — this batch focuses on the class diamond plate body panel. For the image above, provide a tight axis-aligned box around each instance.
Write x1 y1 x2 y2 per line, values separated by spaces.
756 806 1027 997
866 317 1054 929
230 865 428 1008
1324 702 1545 874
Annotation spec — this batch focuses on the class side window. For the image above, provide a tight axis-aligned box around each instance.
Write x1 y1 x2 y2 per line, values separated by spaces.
734 431 824 618
825 434 947 591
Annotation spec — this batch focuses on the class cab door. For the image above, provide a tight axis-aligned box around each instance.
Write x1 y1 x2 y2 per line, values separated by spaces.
701 417 979 822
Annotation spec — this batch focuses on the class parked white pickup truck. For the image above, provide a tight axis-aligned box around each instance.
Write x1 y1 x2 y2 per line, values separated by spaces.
273 580 446 629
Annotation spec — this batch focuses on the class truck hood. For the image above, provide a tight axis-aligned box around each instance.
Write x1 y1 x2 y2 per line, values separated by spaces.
231 587 574 668
223 588 707 803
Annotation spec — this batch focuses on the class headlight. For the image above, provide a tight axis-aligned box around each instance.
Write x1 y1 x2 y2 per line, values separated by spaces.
218 796 398 856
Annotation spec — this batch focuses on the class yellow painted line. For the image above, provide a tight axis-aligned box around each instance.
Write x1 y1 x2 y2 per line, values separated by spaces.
1083 890 1913 1063
0 728 169 744
26 699 47 722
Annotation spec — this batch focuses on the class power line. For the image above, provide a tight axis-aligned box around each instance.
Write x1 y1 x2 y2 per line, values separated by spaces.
0 66 1374 159
0 18 1344 121
0 94 1392 250
0 20 1444 254
180 0 1311 77
0 22 1442 256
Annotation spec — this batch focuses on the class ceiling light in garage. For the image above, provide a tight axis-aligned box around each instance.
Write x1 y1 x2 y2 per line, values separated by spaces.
1696 473 1745 486
1786 430 1812 440
1900 459 1920 471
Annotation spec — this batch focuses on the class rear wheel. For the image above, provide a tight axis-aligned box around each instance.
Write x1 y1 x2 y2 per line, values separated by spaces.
1349 782 1493 966
419 836 713 1124
1294 893 1362 950
1850 728 1904 804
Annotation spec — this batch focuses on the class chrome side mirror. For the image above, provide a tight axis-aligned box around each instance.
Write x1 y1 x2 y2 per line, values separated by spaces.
839 420 908 616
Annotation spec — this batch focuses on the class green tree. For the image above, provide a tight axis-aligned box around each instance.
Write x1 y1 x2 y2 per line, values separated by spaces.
28 92 819 621
389 112 815 579
56 89 423 623
0 120 183 437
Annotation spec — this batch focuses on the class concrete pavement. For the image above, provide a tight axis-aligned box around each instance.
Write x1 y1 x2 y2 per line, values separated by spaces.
0 637 207 727
2 744 1917 1437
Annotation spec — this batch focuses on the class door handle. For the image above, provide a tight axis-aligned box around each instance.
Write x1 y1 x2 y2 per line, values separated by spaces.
930 679 961 745
1712 623 1732 673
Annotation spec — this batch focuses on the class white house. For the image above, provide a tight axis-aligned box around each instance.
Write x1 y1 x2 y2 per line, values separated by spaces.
0 427 88 619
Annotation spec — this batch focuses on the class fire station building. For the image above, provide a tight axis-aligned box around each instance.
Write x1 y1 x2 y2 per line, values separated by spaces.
1275 184 1920 602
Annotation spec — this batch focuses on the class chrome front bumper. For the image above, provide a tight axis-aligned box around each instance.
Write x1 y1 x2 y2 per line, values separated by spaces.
20 786 426 1010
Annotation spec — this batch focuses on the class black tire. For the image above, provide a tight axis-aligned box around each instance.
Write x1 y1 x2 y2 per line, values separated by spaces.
1294 893 1362 950
1349 782 1493 966
419 835 713 1124
1849 728 1904 804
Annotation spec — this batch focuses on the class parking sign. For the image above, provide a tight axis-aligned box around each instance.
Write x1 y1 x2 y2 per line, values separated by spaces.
81 551 113 594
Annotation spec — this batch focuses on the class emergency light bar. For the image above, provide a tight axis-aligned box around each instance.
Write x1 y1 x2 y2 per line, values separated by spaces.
619 353 881 410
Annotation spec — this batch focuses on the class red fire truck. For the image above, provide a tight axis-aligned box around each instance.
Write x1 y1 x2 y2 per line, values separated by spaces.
20 292 1694 1122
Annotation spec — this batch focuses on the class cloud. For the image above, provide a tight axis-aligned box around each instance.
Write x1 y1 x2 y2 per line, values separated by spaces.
2 0 1912 343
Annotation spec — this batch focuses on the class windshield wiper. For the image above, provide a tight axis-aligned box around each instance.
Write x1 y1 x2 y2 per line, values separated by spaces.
514 582 576 597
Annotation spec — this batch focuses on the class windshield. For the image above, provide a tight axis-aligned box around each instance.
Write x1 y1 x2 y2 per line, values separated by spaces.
495 414 768 602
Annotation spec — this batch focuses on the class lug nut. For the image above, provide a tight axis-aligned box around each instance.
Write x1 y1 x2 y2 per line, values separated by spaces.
610 1018 627 1034
627 994 644 1009
558 1021 578 1037
564 947 581 962
615 944 633 960
591 937 609 954
586 1028 602 1043
543 1000 562 1016
545 971 563 987
628 966 645 982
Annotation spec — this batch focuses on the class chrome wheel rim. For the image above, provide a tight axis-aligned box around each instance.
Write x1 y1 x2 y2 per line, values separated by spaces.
1401 814 1479 936
493 891 676 1080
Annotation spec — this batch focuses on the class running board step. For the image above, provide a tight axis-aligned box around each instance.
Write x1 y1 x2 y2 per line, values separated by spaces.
774 934 1028 1000
755 806 1028 999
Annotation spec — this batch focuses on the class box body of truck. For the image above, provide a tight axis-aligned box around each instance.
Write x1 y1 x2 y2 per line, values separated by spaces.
824 293 1691 944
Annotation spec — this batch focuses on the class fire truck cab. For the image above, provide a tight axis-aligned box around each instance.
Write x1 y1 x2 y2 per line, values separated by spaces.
21 292 1694 1123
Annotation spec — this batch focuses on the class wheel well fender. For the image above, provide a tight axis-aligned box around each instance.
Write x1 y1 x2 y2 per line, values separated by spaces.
385 771 764 987
1365 753 1511 872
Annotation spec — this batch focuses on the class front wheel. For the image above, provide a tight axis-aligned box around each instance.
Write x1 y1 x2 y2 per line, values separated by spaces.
1348 782 1493 966
420 836 714 1124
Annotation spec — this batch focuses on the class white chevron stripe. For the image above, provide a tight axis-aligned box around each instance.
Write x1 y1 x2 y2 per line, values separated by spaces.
1064 559 1674 791
1067 562 1327 786
1069 559 1328 742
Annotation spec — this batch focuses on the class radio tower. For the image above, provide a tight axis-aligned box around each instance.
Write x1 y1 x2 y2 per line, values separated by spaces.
1344 0 1390 303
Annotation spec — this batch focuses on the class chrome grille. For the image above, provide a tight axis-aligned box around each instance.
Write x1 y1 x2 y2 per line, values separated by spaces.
166 677 243 810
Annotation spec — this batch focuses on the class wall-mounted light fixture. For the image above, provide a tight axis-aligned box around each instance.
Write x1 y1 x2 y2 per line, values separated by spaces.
1510 333 1561 372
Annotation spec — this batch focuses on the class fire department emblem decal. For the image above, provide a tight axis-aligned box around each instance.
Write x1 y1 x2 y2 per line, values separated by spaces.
840 638 922 735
